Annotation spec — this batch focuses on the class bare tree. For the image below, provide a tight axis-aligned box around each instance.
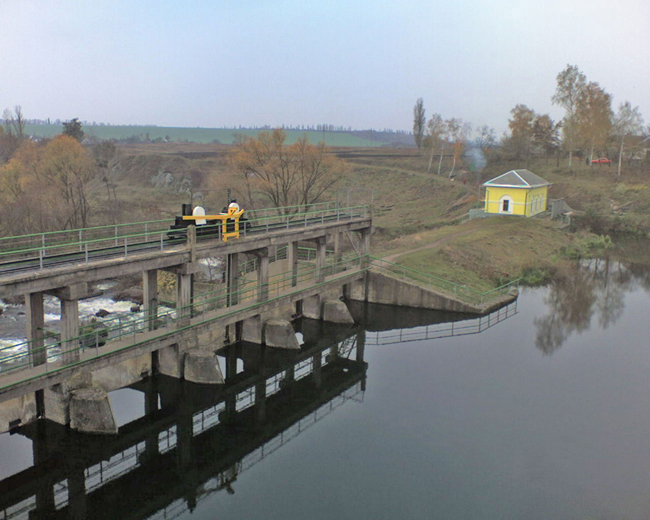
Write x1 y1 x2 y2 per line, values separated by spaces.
445 118 471 177
508 104 536 163
474 125 497 152
413 98 426 154
552 64 586 172
3 106 25 139
230 129 348 214
425 113 445 173
613 101 644 177
532 115 562 164
1 106 26 160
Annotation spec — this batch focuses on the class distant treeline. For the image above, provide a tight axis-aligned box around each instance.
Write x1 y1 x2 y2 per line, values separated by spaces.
18 123 417 147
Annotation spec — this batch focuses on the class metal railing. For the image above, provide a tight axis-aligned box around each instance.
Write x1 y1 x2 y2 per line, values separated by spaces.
0 254 367 382
369 256 519 305
366 301 518 345
0 203 369 275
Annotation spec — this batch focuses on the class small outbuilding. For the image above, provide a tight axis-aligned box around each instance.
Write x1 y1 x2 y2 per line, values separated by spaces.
482 169 551 217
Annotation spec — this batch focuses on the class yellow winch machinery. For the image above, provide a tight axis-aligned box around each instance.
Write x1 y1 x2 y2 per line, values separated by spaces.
170 203 248 242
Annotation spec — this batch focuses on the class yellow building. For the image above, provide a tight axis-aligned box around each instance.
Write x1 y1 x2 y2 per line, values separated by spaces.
482 169 551 217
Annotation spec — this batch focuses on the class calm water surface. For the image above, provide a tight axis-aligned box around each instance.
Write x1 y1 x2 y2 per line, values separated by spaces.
1 260 650 519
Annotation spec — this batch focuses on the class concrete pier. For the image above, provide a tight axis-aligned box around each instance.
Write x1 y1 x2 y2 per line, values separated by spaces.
322 299 355 324
263 320 300 349
143 269 158 331
183 348 225 384
69 387 118 434
26 292 45 366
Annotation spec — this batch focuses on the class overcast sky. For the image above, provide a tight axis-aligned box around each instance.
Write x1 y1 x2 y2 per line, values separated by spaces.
1 0 648 135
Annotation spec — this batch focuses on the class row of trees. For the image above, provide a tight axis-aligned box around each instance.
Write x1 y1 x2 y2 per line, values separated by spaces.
413 98 481 176
551 64 645 175
413 64 648 176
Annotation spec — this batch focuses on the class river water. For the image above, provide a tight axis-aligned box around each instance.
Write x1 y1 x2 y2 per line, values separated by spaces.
1 259 650 519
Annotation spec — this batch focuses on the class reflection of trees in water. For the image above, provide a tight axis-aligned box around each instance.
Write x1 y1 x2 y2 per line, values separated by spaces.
534 259 641 355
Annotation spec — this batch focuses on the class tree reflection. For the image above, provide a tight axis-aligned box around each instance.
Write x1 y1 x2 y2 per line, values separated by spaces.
534 260 636 355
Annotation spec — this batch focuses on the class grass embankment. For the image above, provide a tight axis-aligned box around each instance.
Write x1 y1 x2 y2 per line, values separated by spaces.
377 217 576 291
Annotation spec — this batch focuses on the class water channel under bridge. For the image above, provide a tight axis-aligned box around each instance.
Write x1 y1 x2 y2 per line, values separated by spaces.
0 301 521 520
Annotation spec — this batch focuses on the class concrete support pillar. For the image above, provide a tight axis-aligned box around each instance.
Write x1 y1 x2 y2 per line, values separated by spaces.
242 315 262 344
143 269 158 331
60 298 80 365
360 228 371 268
176 273 193 322
187 225 197 263
257 247 269 302
315 236 327 283
289 242 299 287
302 294 321 320
334 232 342 263
227 253 239 306
157 344 182 378
26 291 46 366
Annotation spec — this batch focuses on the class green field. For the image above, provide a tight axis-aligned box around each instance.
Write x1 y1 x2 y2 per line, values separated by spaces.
23 124 383 147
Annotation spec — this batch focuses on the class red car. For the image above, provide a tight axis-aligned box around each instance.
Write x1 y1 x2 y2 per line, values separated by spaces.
591 157 612 164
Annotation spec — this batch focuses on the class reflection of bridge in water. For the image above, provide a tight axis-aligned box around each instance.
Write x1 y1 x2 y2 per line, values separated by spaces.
0 332 367 520
358 301 518 346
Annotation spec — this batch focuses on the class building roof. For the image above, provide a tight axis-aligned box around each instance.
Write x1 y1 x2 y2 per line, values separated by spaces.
482 169 551 189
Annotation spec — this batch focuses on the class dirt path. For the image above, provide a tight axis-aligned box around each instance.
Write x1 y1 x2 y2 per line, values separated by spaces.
379 227 477 263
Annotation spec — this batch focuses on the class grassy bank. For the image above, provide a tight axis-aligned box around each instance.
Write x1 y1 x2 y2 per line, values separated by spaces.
377 217 583 290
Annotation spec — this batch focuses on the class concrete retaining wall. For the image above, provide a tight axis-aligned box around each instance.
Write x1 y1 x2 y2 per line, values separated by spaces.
349 271 517 315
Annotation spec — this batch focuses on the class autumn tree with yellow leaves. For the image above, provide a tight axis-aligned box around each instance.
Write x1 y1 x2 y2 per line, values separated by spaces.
0 135 98 235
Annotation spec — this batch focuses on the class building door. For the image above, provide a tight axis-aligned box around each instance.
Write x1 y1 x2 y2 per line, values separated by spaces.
499 195 513 214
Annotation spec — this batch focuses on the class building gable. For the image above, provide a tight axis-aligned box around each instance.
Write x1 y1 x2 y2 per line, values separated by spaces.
482 169 551 189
